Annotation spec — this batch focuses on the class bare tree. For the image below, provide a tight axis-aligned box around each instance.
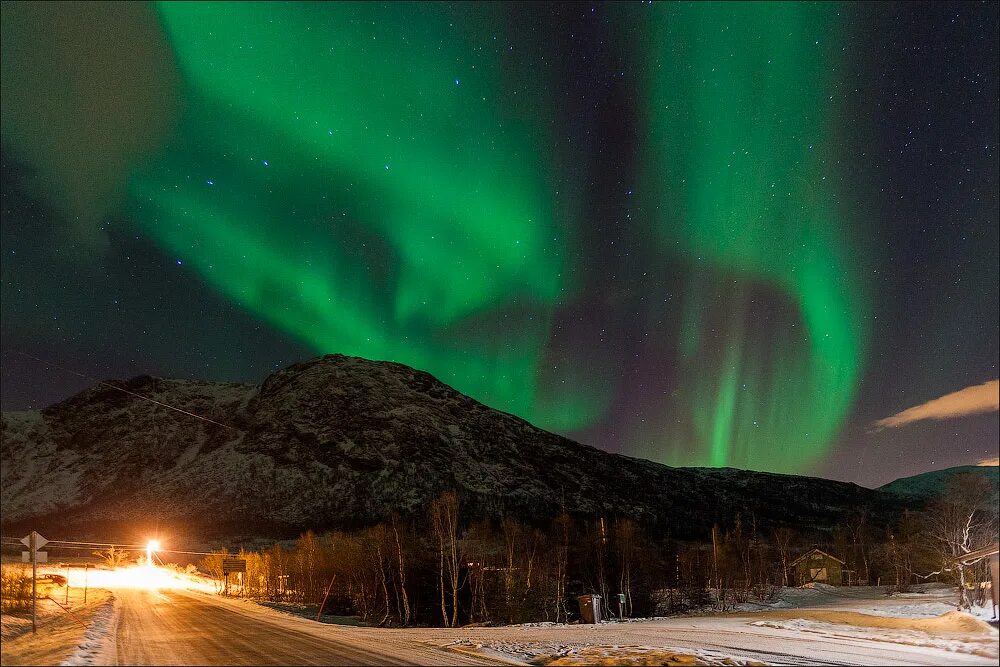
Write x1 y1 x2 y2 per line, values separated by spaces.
430 491 461 627
93 545 132 569
390 514 411 626
772 527 795 587
296 530 320 602
613 518 639 618
199 549 229 594
552 511 571 622
366 525 392 626
847 508 872 585
925 473 999 609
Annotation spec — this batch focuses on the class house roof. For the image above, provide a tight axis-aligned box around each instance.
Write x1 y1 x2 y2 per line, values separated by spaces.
957 543 1000 564
790 547 846 567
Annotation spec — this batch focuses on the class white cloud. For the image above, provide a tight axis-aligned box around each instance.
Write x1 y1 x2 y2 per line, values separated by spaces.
871 379 999 430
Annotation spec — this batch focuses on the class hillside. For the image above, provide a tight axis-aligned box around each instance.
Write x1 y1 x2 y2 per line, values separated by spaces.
878 464 999 499
2 354 911 543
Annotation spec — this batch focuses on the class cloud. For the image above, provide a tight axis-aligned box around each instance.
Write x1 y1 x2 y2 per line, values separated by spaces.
978 457 999 467
871 379 999 431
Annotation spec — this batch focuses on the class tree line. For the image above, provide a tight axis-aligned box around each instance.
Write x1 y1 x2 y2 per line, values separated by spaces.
200 473 998 625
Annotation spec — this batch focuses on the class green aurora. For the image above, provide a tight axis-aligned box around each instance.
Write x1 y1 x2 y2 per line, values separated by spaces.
635 2 870 470
122 1 869 472
132 2 593 431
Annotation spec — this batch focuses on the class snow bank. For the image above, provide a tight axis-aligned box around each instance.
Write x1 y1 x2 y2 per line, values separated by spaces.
751 610 999 659
755 608 995 633
60 594 119 666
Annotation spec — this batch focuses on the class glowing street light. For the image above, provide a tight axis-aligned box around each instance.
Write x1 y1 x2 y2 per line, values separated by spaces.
146 540 161 565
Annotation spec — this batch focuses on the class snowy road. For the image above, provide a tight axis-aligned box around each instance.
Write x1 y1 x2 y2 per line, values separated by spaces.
110 588 496 665
104 585 998 666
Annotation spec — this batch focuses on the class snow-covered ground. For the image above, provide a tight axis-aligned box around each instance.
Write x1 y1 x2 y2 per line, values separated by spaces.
3 569 997 665
223 581 997 666
0 583 115 666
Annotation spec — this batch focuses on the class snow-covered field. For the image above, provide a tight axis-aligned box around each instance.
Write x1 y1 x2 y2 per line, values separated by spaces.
2 569 997 666
221 581 998 666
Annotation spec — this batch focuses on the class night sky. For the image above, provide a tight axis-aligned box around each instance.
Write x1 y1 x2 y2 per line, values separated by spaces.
1 1 997 487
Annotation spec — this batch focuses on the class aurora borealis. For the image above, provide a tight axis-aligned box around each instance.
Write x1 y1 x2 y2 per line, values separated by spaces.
2 1 997 485
635 2 869 470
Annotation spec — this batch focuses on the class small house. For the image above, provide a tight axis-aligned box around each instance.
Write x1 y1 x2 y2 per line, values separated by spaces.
790 548 845 586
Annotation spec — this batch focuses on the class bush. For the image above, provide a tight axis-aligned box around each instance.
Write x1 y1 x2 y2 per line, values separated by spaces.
1 564 33 614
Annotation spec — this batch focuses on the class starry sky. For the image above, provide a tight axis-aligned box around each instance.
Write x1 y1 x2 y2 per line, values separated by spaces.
1 1 997 487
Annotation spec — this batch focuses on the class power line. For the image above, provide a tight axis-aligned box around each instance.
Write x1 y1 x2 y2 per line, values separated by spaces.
45 540 148 548
2 536 218 556
11 350 239 432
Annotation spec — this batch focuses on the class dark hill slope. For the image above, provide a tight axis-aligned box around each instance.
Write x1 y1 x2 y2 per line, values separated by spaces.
2 355 910 541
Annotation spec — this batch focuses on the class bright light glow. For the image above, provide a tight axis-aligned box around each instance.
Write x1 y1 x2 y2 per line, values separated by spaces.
42 564 215 592
146 539 160 565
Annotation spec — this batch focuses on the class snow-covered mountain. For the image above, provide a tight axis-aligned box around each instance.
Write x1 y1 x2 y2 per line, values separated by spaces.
2 354 909 541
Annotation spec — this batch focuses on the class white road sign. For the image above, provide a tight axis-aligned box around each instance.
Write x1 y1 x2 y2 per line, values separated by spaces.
22 551 48 563
20 531 48 549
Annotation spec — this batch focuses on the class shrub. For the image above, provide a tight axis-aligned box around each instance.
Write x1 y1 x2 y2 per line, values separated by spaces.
0 564 33 614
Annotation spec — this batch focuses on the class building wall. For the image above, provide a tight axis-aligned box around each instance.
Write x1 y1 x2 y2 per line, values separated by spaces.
794 553 843 586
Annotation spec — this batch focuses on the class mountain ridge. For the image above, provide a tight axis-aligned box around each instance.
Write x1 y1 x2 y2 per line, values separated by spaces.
878 464 999 499
0 354 940 542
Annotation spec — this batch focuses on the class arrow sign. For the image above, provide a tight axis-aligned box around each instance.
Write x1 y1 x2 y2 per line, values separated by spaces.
20 531 48 550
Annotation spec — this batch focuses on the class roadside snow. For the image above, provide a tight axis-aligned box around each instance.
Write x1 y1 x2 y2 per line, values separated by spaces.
967 603 998 623
751 610 998 659
444 639 771 665
844 602 962 619
60 593 118 666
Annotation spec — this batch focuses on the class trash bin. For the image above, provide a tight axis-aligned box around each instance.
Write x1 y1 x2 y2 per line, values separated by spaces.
577 594 602 623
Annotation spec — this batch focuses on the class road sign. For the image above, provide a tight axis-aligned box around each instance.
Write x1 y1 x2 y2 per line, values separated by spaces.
22 530 48 634
223 559 247 574
21 531 48 549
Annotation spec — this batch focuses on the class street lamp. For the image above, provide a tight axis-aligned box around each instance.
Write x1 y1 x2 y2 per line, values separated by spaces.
146 540 161 566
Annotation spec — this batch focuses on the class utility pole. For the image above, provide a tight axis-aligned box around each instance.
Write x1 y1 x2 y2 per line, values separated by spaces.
84 563 89 604
316 574 337 622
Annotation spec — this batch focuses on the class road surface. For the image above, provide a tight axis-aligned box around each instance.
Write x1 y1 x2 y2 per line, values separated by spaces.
110 588 496 665
107 586 997 666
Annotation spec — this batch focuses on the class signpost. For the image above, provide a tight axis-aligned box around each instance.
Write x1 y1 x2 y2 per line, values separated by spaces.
222 558 246 596
20 531 48 634
222 558 247 573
